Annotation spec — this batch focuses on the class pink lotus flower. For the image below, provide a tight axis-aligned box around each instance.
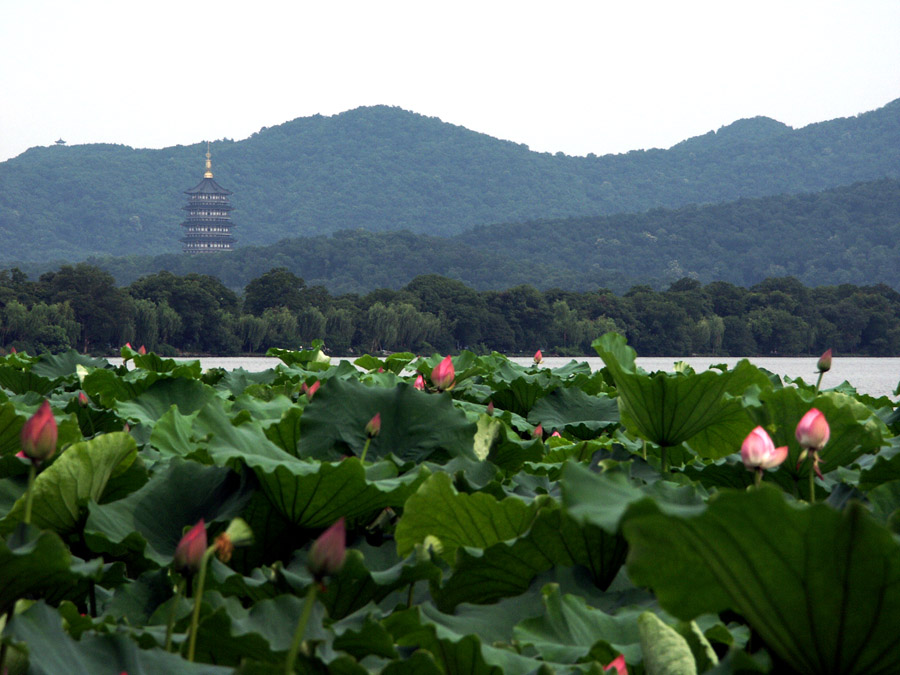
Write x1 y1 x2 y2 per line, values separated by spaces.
603 654 628 675
20 400 58 463
740 426 788 470
796 408 830 450
431 355 455 390
486 401 494 415
533 350 543 364
308 517 346 579
365 412 381 438
138 345 147 355
174 520 208 572
77 391 89 407
9 346 16 354
817 349 832 373
550 430 561 438
414 374 425 390
302 380 320 400
125 342 132 349
532 424 543 439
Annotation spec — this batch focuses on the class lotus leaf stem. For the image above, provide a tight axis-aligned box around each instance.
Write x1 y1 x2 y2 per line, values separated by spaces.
285 583 318 674
165 578 186 652
186 546 216 662
360 437 372 464
23 463 37 525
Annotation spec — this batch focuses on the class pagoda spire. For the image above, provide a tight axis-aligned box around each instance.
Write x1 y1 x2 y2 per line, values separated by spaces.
204 141 213 178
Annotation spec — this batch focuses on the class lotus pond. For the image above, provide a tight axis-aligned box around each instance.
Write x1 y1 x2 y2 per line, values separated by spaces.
0 333 899 674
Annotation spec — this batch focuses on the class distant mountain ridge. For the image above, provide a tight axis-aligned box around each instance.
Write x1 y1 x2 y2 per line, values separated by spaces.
0 99 899 263
22 176 896 295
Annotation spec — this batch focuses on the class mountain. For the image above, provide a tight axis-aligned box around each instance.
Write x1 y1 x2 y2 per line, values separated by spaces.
1 100 899 263
15 176 897 295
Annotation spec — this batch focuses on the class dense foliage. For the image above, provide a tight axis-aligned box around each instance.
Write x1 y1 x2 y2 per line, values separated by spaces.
3 265 900 357
12 176 900 296
0 336 898 673
1 100 899 262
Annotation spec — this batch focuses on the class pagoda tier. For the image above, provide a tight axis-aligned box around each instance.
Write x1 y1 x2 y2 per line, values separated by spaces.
180 148 237 254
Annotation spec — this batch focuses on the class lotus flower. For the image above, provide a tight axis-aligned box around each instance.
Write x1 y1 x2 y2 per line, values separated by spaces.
77 391 89 407
486 400 494 415
20 400 57 463
532 424 543 439
817 349 832 373
431 355 455 390
138 345 147 355
174 519 208 572
308 517 346 579
551 430 561 438
740 426 787 470
796 408 830 450
302 380 320 400
365 412 381 438
533 349 543 364
603 654 628 674
414 374 425 390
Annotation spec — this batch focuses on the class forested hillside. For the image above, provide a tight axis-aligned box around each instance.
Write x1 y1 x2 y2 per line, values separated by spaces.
1 100 899 262
16 176 899 294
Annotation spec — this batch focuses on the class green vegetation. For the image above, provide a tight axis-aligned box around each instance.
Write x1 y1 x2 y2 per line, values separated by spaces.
0 336 898 672
1 100 899 262
3 265 900 356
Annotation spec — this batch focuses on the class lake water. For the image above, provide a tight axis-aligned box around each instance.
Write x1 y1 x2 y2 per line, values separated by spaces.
113 355 900 399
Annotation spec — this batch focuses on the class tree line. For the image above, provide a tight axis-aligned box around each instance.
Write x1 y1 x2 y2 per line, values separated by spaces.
2 264 899 358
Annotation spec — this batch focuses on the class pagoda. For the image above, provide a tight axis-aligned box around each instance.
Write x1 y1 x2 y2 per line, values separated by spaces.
180 144 236 253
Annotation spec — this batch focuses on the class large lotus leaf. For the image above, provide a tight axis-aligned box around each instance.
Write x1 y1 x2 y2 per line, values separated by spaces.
485 373 558 418
472 414 544 472
513 584 644 665
748 387 886 490
148 405 202 457
102 568 174 625
264 405 304 456
211 431 428 528
6 601 231 674
433 502 628 611
114 377 218 428
395 472 542 563
30 350 109 379
131 352 202 378
0 365 59 396
231 393 295 426
0 432 140 536
81 366 161 407
623 486 900 675
527 386 619 439
383 604 593 675
268 345 331 371
638 611 701 675
561 461 706 534
0 401 26 456
593 333 769 458
332 609 399 660
0 525 101 612
299 377 476 463
282 543 443 620
84 458 254 568
214 367 278 397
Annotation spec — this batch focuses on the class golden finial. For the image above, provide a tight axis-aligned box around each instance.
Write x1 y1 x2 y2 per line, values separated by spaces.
204 141 213 178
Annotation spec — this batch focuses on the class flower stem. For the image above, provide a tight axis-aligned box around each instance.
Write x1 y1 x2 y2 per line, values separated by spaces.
186 546 216 662
165 578 186 652
814 371 824 396
23 462 37 525
285 583 318 674
360 437 372 464
808 465 816 504
754 467 763 488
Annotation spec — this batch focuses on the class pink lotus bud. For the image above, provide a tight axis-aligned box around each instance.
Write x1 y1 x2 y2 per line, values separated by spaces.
486 400 494 415
20 400 58 463
365 412 381 438
302 380 320 400
125 342 133 350
603 654 628 675
532 424 543 439
551 430 561 438
174 519 208 571
533 350 543 364
138 345 147 355
740 426 788 470
377 367 384 374
431 355 455 390
77 391 89 407
817 349 832 373
308 517 346 579
796 408 830 450
9 346 16 354
414 374 425 390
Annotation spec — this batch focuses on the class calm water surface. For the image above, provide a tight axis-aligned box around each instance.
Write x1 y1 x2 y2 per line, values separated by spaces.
118 355 900 399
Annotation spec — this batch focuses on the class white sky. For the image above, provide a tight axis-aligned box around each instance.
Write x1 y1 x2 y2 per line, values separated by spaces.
2 0 899 163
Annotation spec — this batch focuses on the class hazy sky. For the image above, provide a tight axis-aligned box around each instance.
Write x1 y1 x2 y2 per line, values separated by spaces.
2 0 899 163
